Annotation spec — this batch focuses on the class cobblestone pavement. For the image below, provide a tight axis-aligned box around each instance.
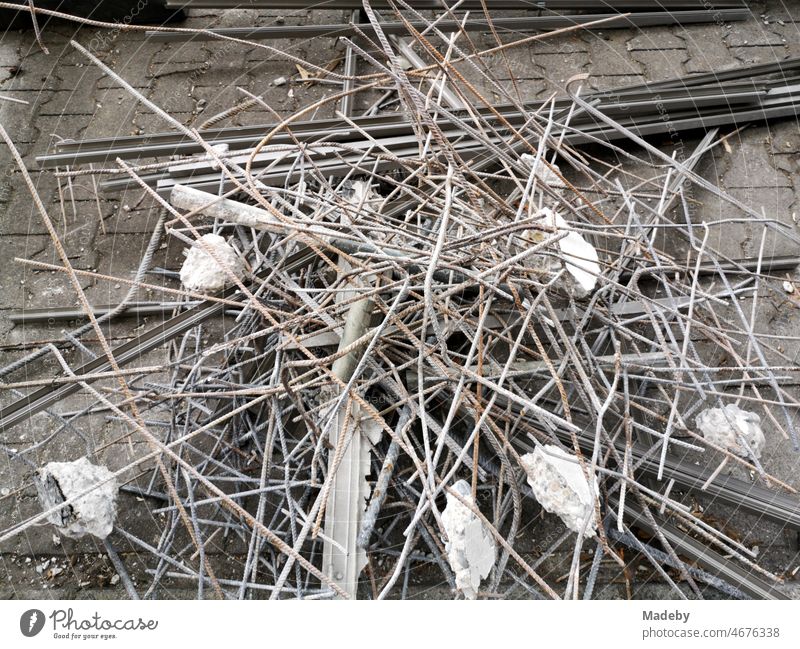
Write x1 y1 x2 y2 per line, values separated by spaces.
0 3 799 598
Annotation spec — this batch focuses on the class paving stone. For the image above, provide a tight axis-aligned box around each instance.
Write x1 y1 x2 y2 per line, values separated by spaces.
0 234 97 310
726 21 785 47
39 88 98 116
731 44 788 65
529 36 587 56
28 115 87 144
100 203 163 235
722 141 792 188
0 40 20 68
4 60 62 91
679 25 738 74
152 41 208 65
582 34 643 78
531 52 588 85
145 79 196 113
629 49 686 81
80 102 140 140
585 74 645 94
96 64 153 90
691 185 797 259
762 0 800 21
31 220 101 270
0 182 53 237
194 66 255 91
764 122 800 155
626 28 685 51
774 152 800 179
129 110 192 134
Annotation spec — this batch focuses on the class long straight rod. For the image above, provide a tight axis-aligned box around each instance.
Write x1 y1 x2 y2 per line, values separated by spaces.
40 68 796 168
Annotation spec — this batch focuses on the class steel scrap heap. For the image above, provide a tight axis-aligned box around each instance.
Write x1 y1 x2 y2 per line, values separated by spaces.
2 2 800 600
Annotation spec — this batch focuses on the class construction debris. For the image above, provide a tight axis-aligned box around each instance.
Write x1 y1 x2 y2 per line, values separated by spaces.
0 2 799 602
522 446 599 538
539 208 600 294
179 233 244 294
34 458 118 540
696 404 767 460
441 481 496 600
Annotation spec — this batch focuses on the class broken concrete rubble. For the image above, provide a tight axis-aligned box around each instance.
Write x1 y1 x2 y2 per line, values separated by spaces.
179 233 244 294
441 480 496 600
34 457 118 540
696 403 766 459
538 208 600 293
522 445 598 538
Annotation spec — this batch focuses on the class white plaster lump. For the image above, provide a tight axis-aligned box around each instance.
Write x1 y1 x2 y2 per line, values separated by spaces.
179 233 244 294
695 403 765 459
521 445 598 538
539 208 600 293
35 457 118 539
441 480 496 599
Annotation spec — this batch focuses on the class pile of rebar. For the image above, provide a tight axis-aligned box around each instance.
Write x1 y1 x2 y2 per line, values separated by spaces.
2 4 800 601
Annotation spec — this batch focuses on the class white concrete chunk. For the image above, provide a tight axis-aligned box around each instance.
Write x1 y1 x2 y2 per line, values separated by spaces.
696 403 766 459
539 208 600 293
521 153 567 188
521 445 598 538
35 457 118 540
179 233 244 294
441 480 496 599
